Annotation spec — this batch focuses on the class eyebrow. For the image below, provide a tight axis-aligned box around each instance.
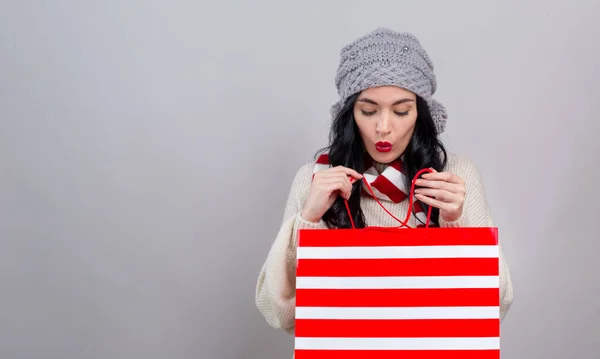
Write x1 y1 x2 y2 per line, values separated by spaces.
357 98 414 106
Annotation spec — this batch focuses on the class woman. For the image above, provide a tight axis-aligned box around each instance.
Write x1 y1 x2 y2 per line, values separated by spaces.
255 28 514 335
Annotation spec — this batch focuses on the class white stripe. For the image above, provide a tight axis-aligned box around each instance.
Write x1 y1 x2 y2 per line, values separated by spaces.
415 210 428 223
296 275 499 289
297 245 499 259
381 165 407 189
295 337 500 350
362 172 392 201
296 306 500 320
312 163 330 173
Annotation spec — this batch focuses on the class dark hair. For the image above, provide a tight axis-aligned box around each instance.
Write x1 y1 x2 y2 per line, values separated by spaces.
315 93 447 228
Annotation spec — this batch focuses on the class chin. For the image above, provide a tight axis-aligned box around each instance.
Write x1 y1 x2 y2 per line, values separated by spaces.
367 150 402 164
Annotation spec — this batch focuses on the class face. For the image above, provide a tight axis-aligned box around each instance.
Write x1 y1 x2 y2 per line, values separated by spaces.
353 86 418 164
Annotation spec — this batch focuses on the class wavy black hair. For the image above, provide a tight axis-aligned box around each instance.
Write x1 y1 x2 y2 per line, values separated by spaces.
315 93 447 228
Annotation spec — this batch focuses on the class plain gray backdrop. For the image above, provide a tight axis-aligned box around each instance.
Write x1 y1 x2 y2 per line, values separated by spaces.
1 0 599 358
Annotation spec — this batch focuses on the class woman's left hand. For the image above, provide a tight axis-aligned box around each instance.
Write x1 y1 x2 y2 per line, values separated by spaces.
414 169 466 223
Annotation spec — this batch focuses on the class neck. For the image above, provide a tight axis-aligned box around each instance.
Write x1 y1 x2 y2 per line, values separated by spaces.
367 152 405 174
373 161 388 174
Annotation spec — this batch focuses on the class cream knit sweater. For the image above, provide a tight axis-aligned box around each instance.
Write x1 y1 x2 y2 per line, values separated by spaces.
255 152 514 336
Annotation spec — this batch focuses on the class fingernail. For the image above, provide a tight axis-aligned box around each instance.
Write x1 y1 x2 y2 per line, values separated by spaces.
422 174 430 178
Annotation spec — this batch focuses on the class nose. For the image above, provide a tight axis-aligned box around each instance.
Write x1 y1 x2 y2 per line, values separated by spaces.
376 111 392 136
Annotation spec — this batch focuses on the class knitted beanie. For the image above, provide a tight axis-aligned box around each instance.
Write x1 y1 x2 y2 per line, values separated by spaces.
331 28 447 134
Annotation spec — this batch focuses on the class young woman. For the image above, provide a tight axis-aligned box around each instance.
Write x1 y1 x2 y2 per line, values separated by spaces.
255 28 514 336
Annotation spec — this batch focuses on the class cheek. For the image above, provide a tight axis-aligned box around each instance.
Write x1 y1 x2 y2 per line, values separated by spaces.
354 118 375 138
396 114 418 135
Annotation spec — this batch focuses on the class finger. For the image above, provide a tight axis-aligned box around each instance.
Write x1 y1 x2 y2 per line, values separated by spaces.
319 171 355 185
317 170 350 179
414 193 452 211
414 188 461 203
331 166 363 179
415 179 465 194
319 177 353 199
320 171 360 189
421 171 463 184
327 180 352 200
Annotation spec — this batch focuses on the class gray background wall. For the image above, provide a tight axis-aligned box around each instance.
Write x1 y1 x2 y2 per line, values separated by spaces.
1 0 598 358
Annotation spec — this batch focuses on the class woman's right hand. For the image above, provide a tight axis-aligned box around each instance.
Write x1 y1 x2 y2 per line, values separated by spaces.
301 166 363 223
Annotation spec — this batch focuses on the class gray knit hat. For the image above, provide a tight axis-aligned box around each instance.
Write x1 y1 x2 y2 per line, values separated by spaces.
332 28 447 134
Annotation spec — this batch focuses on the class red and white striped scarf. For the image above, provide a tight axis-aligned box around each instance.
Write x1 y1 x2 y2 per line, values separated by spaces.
313 153 429 225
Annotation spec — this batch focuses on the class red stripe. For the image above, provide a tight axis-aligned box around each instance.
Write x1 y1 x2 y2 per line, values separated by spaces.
298 227 498 247
296 258 499 277
295 318 500 338
295 349 500 359
295 288 500 307
316 154 329 165
414 201 424 212
388 160 403 171
369 175 407 203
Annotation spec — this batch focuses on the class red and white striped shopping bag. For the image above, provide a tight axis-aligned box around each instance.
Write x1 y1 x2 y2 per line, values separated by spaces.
295 226 500 359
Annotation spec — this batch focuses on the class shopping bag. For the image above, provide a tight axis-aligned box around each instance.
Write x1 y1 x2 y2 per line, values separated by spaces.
294 169 500 359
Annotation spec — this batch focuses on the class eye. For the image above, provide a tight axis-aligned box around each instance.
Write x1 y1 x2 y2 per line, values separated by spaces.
395 110 409 117
361 110 376 116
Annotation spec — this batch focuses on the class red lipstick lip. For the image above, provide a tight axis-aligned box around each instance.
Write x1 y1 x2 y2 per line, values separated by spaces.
375 141 392 153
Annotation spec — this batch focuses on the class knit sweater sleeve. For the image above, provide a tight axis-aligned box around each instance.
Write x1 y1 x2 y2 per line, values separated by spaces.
255 162 328 334
439 154 514 321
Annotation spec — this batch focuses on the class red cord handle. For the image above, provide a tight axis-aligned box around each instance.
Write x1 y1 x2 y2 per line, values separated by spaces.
343 168 434 229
